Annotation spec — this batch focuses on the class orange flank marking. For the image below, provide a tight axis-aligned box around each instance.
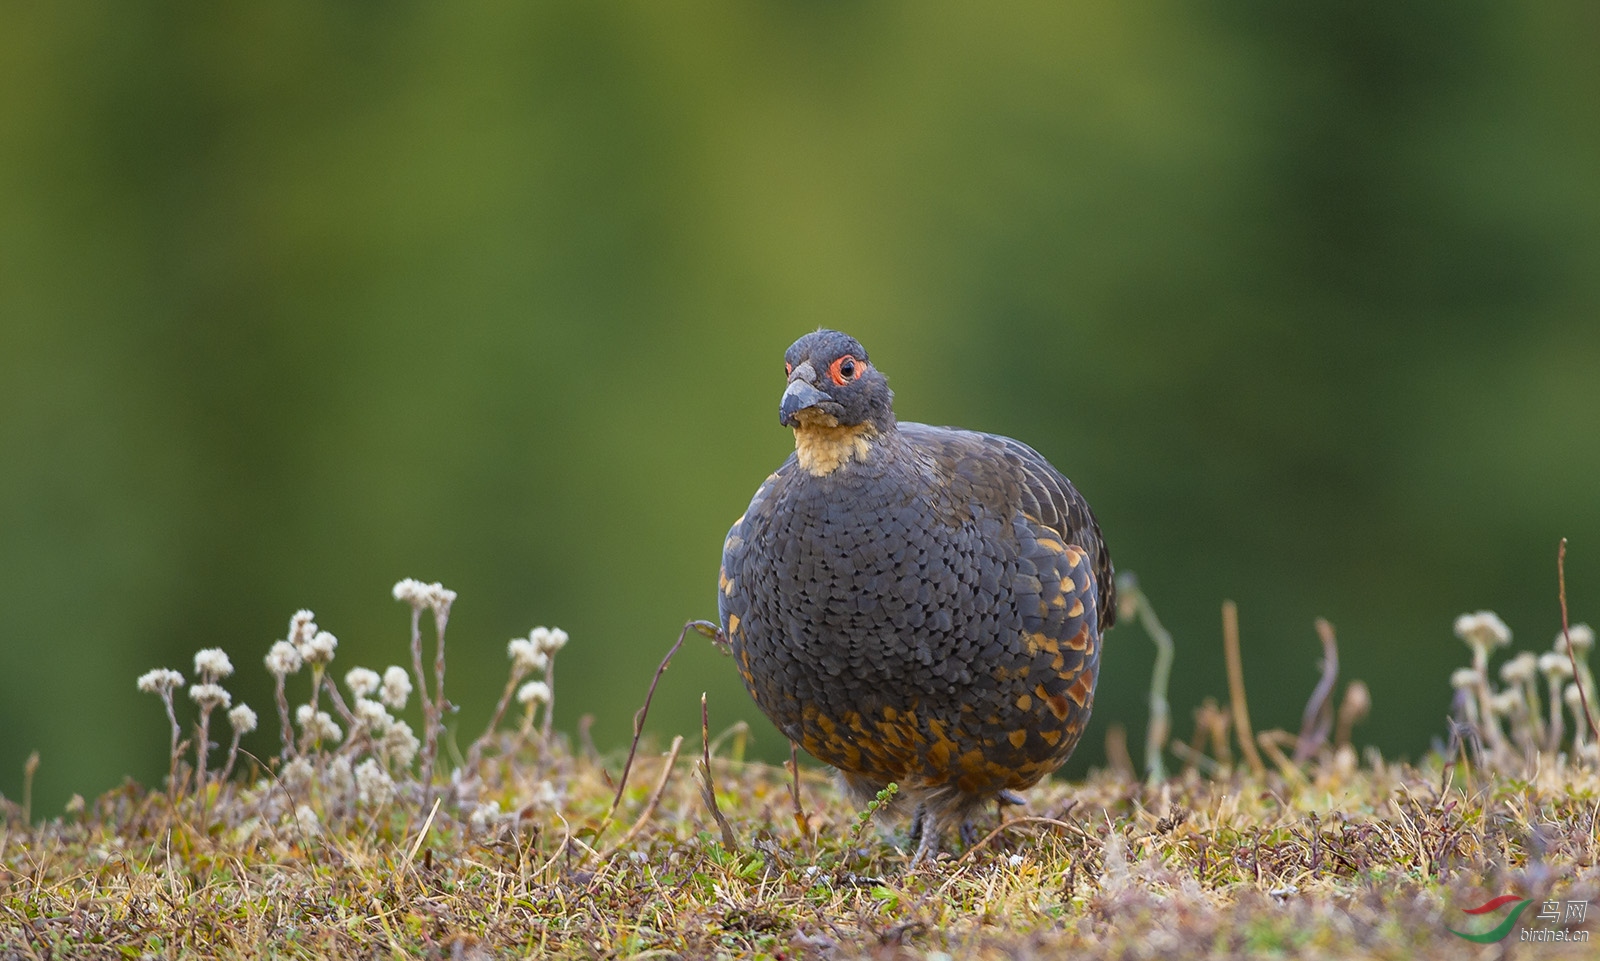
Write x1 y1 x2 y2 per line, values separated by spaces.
1015 693 1033 712
1064 546 1085 567
1024 631 1056 655
726 614 740 636
1040 729 1062 746
1035 683 1072 720
1064 623 1090 651
1067 672 1094 708
1066 598 1084 618
1008 730 1027 748
1037 537 1066 553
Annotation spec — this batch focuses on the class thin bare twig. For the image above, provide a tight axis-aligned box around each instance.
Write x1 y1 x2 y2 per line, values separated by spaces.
1223 600 1266 778
602 735 683 859
1558 538 1600 741
605 620 719 827
1294 618 1340 762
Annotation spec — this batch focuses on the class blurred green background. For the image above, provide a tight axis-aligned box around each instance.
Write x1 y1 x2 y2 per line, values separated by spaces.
3 2 1597 814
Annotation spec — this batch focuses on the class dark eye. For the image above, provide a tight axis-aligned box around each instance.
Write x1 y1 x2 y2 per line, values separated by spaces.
827 354 862 386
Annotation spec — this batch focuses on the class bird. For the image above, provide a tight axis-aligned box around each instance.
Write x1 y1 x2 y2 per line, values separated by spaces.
717 329 1115 863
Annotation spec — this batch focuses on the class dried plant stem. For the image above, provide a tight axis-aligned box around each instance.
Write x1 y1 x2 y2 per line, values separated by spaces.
22 752 39 824
194 707 214 798
320 673 357 727
1294 619 1340 762
1118 575 1173 785
220 730 244 783
954 814 1079 866
541 652 558 744
1558 538 1600 741
1223 600 1266 778
407 606 440 792
1105 724 1136 782
696 694 738 850
602 735 683 860
466 666 528 772
272 674 295 759
1257 730 1307 786
160 691 182 802
604 620 718 831
429 602 450 754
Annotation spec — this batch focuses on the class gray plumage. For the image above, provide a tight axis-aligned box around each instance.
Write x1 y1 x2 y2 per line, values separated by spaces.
718 329 1114 863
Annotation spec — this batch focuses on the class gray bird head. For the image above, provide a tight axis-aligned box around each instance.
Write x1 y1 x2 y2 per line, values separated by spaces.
780 330 895 431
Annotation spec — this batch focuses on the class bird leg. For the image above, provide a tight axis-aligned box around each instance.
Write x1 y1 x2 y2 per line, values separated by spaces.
910 814 942 867
908 802 927 844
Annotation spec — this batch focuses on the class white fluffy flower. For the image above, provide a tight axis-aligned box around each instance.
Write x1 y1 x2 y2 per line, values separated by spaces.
380 666 412 710
393 578 456 612
228 704 258 734
383 720 419 768
517 681 551 705
392 578 431 605
300 631 338 665
508 637 549 675
529 626 568 655
1500 651 1539 684
288 609 318 647
354 698 393 733
355 758 394 807
1454 611 1512 650
1540 651 1576 679
326 756 355 797
193 648 234 681
428 582 457 611
345 667 381 698
1488 690 1523 716
281 757 314 792
188 683 232 709
469 801 501 830
1556 624 1595 655
137 668 184 694
295 705 341 743
293 804 321 836
1449 668 1479 690
265 641 302 677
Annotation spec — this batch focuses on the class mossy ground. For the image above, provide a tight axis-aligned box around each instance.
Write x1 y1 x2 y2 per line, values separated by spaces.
2 733 1596 960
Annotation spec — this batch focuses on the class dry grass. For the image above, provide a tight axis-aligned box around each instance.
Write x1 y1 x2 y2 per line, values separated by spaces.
2 733 1597 959
3 574 1599 959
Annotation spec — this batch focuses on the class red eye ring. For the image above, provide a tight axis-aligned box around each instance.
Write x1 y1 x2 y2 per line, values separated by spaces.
828 354 863 387
785 362 793 377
